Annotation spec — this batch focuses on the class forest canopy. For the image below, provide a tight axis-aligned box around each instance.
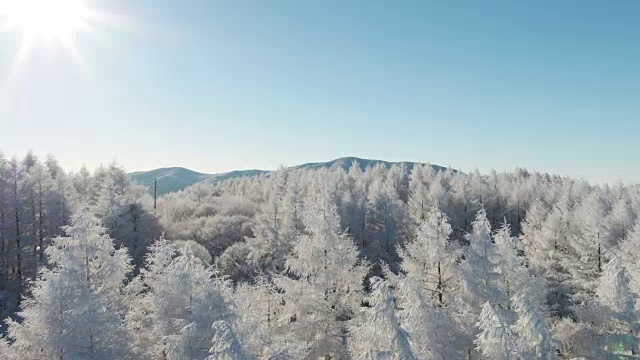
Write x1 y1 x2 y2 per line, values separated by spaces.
0 151 639 359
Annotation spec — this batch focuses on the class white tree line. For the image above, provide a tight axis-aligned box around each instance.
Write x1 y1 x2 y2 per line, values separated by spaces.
1 151 640 359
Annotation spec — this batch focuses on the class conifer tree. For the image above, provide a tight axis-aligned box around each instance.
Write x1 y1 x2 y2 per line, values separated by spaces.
206 320 254 360
349 277 418 360
392 273 464 359
593 256 638 355
456 209 506 357
276 175 369 358
512 294 558 359
474 302 519 360
494 222 547 312
616 224 640 294
232 276 291 358
458 209 501 311
407 164 431 227
399 205 457 306
367 174 406 267
563 191 611 301
126 239 235 359
6 208 133 359
342 161 368 250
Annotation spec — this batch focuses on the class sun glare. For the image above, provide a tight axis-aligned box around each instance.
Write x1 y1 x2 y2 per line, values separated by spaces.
0 0 123 76
1 0 91 41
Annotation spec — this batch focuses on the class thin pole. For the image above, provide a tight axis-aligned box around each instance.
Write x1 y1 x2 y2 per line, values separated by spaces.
153 178 157 215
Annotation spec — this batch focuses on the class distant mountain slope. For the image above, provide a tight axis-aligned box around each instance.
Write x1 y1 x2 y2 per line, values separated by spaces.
295 156 448 172
128 167 211 195
128 157 449 196
209 169 269 182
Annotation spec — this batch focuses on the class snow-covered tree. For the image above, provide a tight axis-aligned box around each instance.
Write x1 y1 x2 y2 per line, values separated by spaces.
428 171 452 217
520 199 551 271
246 188 289 273
458 209 502 312
494 222 546 312
474 302 518 360
275 176 369 358
512 294 558 359
367 174 407 267
342 161 368 250
398 205 457 306
392 273 464 359
522 197 574 316
617 223 640 294
349 277 418 360
407 164 432 227
6 208 132 359
455 208 510 357
126 239 235 359
593 257 638 355
232 276 291 358
609 195 636 243
553 318 608 360
206 320 254 360
387 163 410 204
564 191 611 301
596 257 636 319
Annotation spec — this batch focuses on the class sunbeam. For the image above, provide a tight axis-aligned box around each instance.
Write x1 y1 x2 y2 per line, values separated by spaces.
0 0 125 77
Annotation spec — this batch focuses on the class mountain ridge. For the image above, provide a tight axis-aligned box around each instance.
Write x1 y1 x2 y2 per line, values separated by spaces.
128 156 450 195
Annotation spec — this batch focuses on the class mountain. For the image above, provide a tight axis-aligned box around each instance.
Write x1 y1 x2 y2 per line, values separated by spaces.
128 157 449 196
293 156 448 173
128 167 211 195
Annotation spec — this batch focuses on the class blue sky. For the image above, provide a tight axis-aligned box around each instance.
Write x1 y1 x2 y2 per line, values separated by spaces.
1 0 639 183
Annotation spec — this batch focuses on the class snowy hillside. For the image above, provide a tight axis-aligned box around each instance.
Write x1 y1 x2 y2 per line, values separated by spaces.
128 156 450 196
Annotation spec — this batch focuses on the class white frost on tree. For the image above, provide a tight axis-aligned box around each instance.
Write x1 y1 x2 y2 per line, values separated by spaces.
594 256 638 355
206 320 254 360
617 223 640 295
494 222 547 312
232 276 291 358
399 205 458 306
275 174 369 358
474 301 519 360
6 208 133 359
126 239 235 359
349 277 418 360
459 209 502 309
512 294 558 360
394 205 464 358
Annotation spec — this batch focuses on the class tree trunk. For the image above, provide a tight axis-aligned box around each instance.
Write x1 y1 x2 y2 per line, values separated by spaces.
61 185 67 226
38 174 44 264
437 261 443 305
0 171 5 282
14 171 21 282
361 211 366 249
597 232 602 273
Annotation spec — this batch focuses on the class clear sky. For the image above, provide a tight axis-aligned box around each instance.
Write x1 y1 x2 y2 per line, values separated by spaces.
1 0 639 183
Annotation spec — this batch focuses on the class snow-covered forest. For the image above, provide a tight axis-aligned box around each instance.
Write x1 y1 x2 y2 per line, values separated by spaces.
1 151 640 359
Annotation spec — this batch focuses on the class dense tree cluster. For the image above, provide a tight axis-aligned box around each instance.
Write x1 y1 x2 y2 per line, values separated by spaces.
2 152 640 359
0 151 160 322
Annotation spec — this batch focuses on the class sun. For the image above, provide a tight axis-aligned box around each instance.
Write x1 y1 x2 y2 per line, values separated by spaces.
1 0 92 40
0 0 122 75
